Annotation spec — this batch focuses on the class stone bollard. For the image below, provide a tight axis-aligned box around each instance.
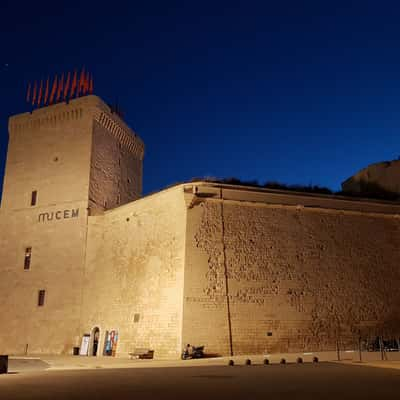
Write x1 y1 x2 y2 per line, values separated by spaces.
313 356 319 363
228 360 235 366
263 358 270 365
245 359 251 366
0 355 8 374
280 358 286 364
296 357 303 364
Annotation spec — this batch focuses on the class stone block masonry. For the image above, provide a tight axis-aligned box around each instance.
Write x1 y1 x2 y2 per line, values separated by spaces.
81 186 187 359
0 96 145 355
182 184 400 356
1 94 399 359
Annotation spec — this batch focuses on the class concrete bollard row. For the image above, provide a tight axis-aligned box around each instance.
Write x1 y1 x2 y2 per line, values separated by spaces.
227 356 320 366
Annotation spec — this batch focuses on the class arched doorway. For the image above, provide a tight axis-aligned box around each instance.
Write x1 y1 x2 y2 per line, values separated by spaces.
90 327 100 356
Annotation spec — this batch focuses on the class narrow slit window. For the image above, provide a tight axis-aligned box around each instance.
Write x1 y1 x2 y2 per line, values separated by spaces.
38 290 45 306
31 190 37 206
24 247 32 270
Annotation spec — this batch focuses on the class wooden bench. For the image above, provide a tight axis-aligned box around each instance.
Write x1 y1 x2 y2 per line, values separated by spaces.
129 349 154 359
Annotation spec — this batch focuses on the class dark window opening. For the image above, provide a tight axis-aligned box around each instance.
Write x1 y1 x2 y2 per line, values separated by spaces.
134 313 140 323
38 290 46 306
24 247 32 270
31 191 37 206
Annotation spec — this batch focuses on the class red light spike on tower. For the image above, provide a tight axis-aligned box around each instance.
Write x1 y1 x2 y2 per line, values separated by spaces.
26 82 31 103
64 72 71 100
44 77 49 105
78 67 85 96
84 71 90 94
56 74 64 102
49 75 58 104
37 80 43 107
70 70 77 98
32 81 37 106
89 74 94 94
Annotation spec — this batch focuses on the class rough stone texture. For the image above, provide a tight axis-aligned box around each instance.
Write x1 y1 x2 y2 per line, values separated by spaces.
0 96 144 355
342 159 400 194
1 96 399 359
0 98 94 354
182 185 400 355
81 186 187 359
89 115 143 214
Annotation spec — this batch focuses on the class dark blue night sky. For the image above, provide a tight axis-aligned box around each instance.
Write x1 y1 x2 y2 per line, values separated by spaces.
1 0 400 196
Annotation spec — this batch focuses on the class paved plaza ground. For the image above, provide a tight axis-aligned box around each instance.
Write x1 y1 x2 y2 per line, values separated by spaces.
1 355 400 400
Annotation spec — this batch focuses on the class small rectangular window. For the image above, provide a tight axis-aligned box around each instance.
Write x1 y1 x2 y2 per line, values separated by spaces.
38 290 45 306
24 247 32 270
31 191 37 206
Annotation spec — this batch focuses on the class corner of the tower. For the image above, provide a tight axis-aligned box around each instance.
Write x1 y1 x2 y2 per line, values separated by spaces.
87 96 145 215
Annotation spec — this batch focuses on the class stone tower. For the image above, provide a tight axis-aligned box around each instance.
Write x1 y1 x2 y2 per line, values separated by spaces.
0 95 144 354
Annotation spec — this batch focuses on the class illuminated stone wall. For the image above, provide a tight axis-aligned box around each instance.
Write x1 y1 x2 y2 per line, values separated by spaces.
0 98 94 354
89 112 144 214
0 96 145 355
81 186 187 359
182 185 400 355
1 94 399 359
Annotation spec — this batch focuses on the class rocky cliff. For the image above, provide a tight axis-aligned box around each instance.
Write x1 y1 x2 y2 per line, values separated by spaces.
342 159 400 196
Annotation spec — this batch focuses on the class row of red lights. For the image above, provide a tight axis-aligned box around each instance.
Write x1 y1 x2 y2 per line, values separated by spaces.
26 67 94 107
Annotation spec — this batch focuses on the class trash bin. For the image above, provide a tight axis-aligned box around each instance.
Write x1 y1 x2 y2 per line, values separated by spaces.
0 355 8 374
73 347 80 356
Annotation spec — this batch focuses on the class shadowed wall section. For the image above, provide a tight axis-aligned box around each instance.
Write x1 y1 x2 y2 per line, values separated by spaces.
89 110 144 214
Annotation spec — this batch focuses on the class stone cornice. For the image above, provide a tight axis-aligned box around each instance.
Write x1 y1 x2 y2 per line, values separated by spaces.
8 95 145 160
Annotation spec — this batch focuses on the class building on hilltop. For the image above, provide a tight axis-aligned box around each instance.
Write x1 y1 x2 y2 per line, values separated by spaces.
342 159 400 197
1 95 400 359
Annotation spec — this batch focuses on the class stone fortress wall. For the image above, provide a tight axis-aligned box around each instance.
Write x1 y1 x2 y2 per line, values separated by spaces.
0 98 94 354
81 186 187 359
1 95 399 358
0 96 144 355
89 100 144 214
182 184 400 356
